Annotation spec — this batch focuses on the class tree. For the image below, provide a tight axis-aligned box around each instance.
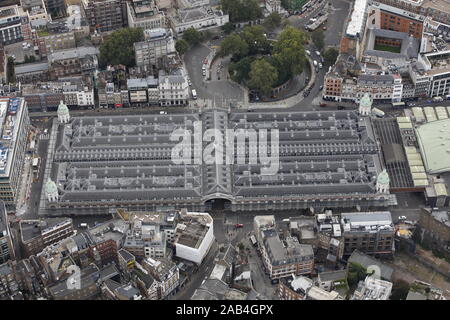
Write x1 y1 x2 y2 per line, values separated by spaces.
273 26 307 77
390 280 410 300
347 262 367 288
229 56 256 83
323 47 339 66
220 0 262 23
282 19 291 29
219 33 249 59
311 29 325 51
240 25 271 55
222 22 235 34
281 0 291 10
99 27 144 68
175 39 189 55
263 12 282 30
6 57 15 83
248 59 278 96
182 27 203 46
24 55 36 63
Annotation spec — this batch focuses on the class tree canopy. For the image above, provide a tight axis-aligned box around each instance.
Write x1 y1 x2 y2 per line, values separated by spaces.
220 0 262 22
248 59 278 96
175 39 189 56
390 280 410 300
182 27 204 46
311 29 325 51
6 57 15 83
222 22 235 34
99 28 144 68
240 25 271 55
273 26 308 77
323 47 339 67
219 33 249 59
263 12 282 30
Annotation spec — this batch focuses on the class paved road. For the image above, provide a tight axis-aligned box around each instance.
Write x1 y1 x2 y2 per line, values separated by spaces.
171 241 219 300
184 43 245 107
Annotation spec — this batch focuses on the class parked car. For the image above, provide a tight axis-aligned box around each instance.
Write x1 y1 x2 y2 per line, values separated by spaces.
320 103 327 107
337 105 345 110
235 224 244 228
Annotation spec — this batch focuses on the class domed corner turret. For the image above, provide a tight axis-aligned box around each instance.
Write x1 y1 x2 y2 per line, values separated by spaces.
45 178 59 202
358 93 373 116
57 100 70 124
376 169 390 194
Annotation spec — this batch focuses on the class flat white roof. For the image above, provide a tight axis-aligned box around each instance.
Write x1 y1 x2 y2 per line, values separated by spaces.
346 0 368 37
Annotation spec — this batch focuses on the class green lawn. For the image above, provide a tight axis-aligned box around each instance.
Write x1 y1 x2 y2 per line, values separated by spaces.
373 44 401 53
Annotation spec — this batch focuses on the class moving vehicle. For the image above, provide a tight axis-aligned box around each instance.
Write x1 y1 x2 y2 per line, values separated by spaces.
235 223 244 228
305 50 311 56
392 101 405 108
372 107 385 118
315 51 321 56
79 223 88 228
319 63 323 69
191 89 197 99
399 216 407 220
446 94 450 100
320 103 327 107
319 85 323 90
250 235 257 246
159 111 167 114
433 96 443 102
313 60 318 67
337 105 345 110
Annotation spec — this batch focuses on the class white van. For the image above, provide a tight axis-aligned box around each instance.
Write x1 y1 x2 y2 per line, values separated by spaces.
192 89 197 99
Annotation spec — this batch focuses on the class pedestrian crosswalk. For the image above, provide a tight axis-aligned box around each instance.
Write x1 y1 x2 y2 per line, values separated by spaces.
39 134 49 140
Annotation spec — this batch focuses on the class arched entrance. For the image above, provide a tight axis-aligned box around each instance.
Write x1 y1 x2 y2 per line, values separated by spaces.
204 198 232 211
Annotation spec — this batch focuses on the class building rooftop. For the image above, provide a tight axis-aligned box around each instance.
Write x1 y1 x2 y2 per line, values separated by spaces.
48 46 99 63
415 118 450 174
346 0 368 37
341 211 393 232
318 269 348 282
347 250 394 280
40 109 395 215
15 62 49 75
0 98 26 178
263 230 314 266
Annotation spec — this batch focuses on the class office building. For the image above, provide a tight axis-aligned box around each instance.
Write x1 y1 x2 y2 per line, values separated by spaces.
351 276 392 300
341 211 395 257
19 218 74 257
0 98 30 212
134 28 175 68
173 211 214 265
81 0 125 33
0 5 31 45
0 201 14 263
126 0 165 30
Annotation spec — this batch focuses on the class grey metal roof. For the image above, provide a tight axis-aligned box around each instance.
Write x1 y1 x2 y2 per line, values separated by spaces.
15 62 49 75
48 46 99 63
318 269 348 282
41 109 395 214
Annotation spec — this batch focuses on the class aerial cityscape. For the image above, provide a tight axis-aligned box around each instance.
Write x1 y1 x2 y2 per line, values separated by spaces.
0 0 449 305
